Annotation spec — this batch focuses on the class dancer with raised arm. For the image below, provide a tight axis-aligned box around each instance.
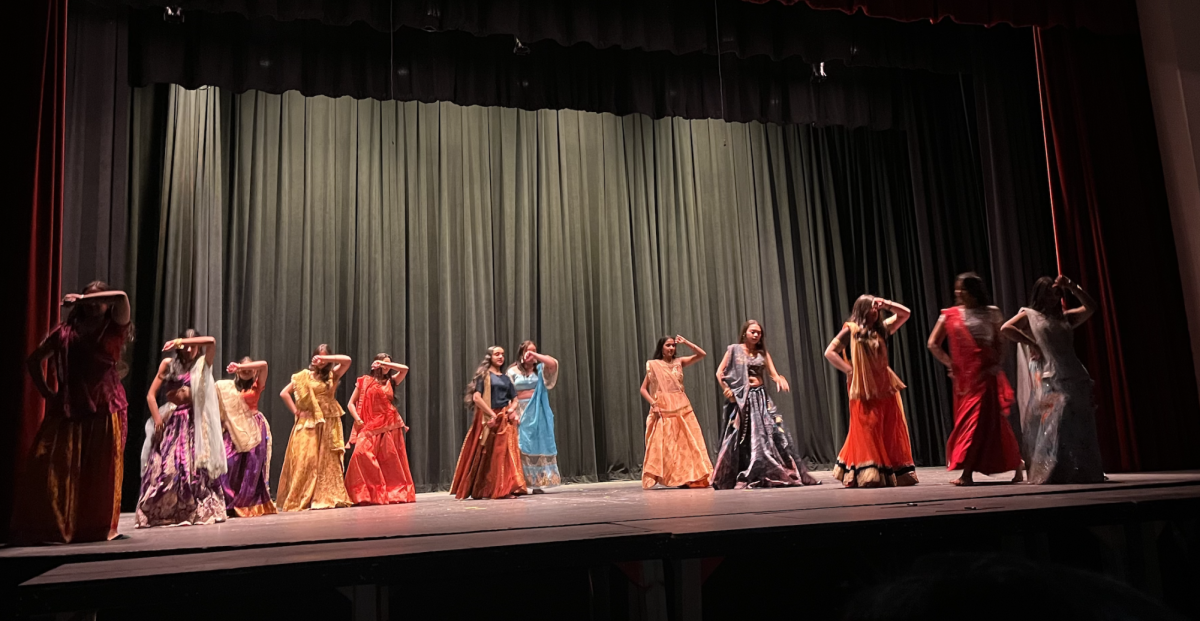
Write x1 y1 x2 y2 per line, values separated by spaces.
137 329 228 527
508 341 561 492
451 346 527 500
928 273 1022 486
825 295 919 488
345 354 415 505
12 282 131 544
1002 276 1104 484
639 335 713 489
215 357 277 517
275 345 354 511
712 320 819 489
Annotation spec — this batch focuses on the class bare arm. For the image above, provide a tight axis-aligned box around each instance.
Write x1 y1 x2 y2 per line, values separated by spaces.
880 299 911 334
824 326 853 375
25 338 57 400
1001 311 1037 347
315 354 352 381
347 385 363 425
162 335 216 365
227 359 269 387
926 315 954 370
472 391 494 418
765 352 790 393
63 290 130 326
146 359 170 427
279 381 299 416
674 335 707 368
639 371 656 408
1059 276 1097 327
715 349 734 401
374 360 409 384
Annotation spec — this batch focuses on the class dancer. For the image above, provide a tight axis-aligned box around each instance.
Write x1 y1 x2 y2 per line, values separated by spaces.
275 345 354 511
11 283 131 544
215 357 277 517
508 341 561 491
451 346 527 500
712 320 819 489
927 273 1022 486
345 354 415 505
1002 276 1104 484
639 335 713 489
137 329 228 527
825 295 919 488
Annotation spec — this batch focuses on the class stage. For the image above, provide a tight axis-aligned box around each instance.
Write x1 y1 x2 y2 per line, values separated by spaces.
5 467 1200 619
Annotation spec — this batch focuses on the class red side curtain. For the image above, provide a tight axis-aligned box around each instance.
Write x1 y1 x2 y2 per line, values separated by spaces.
2 0 68 539
1034 26 1200 472
740 0 1138 35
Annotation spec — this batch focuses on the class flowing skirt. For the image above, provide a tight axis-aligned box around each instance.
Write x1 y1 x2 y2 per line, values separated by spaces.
712 386 818 489
346 428 416 505
452 409 527 500
516 397 561 489
1023 376 1104 484
945 373 1022 475
10 409 125 544
642 392 712 489
137 405 227 527
219 414 277 517
833 393 919 488
276 417 353 511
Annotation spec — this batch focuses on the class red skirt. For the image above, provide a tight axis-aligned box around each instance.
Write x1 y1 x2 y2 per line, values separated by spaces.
833 393 919 488
345 428 416 504
945 373 1021 474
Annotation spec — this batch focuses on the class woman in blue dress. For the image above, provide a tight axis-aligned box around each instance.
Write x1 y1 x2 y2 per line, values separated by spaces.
507 341 561 491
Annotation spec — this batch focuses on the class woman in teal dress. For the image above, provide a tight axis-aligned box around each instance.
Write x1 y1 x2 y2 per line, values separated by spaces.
507 340 561 491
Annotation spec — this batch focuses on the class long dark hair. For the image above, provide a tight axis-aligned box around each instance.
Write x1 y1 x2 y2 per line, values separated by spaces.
371 352 392 380
738 320 766 354
309 343 333 382
510 340 536 372
651 336 672 360
464 346 502 408
848 294 888 340
1029 276 1064 317
956 272 992 307
233 356 256 391
64 280 134 376
166 328 200 382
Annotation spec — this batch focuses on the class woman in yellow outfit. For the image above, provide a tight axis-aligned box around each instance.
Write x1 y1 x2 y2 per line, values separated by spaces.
276 344 354 511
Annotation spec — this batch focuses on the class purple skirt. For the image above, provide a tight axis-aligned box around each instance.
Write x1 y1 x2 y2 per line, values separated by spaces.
219 414 278 517
136 405 227 527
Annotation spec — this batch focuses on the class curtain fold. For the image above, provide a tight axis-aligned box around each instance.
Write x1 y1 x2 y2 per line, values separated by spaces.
130 79 1005 489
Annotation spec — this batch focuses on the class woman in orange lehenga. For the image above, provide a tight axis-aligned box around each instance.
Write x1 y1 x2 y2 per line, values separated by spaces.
275 344 354 511
12 282 131 544
639 335 712 489
345 353 415 504
825 295 919 488
451 346 527 500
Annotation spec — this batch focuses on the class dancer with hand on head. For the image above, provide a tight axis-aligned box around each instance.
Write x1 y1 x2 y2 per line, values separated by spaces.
11 282 132 544
275 345 354 511
345 354 415 505
1002 276 1104 484
928 273 1023 486
508 341 561 492
712 320 819 489
639 335 713 489
451 346 527 500
214 357 277 517
137 329 228 527
826 295 919 488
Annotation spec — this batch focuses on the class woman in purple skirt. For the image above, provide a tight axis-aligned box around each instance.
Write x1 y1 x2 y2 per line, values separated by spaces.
215 357 277 517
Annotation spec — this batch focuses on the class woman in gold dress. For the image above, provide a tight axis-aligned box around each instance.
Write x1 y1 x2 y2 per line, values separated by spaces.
275 344 354 511
639 335 712 489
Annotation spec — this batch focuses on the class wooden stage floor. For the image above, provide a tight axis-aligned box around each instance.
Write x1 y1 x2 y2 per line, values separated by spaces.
4 467 1199 616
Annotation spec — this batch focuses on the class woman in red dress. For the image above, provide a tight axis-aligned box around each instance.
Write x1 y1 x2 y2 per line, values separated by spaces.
928 273 1023 486
345 353 415 504
13 281 132 544
450 346 527 500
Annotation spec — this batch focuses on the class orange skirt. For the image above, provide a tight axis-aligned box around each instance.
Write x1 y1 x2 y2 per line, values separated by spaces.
642 392 712 489
451 407 527 500
346 428 416 505
833 393 918 488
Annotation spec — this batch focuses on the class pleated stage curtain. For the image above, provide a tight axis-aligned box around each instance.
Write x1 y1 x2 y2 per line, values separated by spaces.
126 81 1005 491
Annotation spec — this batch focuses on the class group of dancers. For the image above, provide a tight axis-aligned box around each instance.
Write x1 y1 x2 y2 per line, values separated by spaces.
9 271 1105 545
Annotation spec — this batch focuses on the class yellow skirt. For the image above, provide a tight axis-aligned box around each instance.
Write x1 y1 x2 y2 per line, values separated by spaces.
276 415 352 511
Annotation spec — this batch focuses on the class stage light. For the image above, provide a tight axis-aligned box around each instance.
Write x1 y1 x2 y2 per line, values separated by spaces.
811 61 827 83
513 36 530 56
163 5 184 24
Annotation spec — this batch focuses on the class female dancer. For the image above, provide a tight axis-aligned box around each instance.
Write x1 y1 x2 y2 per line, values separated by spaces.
927 273 1022 486
137 329 228 527
1001 276 1104 484
451 346 527 499
639 335 712 489
275 345 354 511
214 357 277 517
345 354 415 505
508 341 561 491
12 282 131 544
712 320 819 489
825 295 919 488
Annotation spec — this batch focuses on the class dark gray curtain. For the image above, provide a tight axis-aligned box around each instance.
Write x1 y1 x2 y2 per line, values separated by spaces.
124 79 1016 491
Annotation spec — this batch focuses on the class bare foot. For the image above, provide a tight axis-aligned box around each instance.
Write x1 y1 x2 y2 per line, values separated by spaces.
950 475 974 486
1011 470 1024 483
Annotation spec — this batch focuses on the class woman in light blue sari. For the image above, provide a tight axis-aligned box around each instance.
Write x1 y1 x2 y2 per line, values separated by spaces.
507 340 561 492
